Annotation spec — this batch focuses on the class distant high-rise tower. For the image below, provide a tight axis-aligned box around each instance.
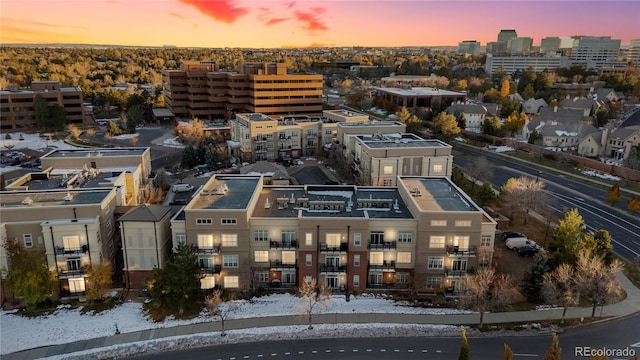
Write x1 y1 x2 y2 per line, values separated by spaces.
458 40 481 55
497 29 518 43
628 39 640 66
571 36 621 69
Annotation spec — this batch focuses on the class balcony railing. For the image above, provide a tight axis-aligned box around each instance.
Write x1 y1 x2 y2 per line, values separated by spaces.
55 244 89 256
368 260 396 270
445 245 478 256
320 242 348 252
444 266 476 277
320 264 347 272
368 241 397 250
201 265 222 274
270 260 297 269
270 240 297 249
58 268 85 277
192 244 221 255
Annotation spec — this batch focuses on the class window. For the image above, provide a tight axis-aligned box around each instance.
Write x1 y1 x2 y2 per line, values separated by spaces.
326 233 340 247
222 234 238 247
305 254 312 266
479 255 490 268
196 218 212 225
354 233 361 246
370 231 384 245
426 276 442 289
199 257 214 268
254 230 268 242
455 220 471 227
354 254 360 267
427 256 444 269
369 252 383 265
281 231 296 244
23 234 33 248
222 255 238 268
221 218 237 225
398 231 412 243
282 251 296 265
453 236 470 248
197 234 214 248
175 233 186 245
63 236 80 250
429 236 445 248
432 164 443 173
383 165 393 175
397 272 410 284
256 271 269 283
106 219 112 234
67 258 81 271
68 277 85 293
305 233 313 246
225 276 239 288
369 272 382 285
481 236 492 247
382 179 393 186
397 252 412 264
431 220 447 227
305 275 312 284
254 251 269 262
201 275 215 289
353 275 360 287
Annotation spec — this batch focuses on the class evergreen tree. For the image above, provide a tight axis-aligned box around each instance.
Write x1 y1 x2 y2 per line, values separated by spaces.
145 243 202 319
181 145 198 169
544 332 562 360
4 238 57 310
458 327 470 360
33 94 50 132
521 252 550 303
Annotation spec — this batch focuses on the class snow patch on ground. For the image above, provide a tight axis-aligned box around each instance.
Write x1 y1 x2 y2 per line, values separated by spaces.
0 133 83 151
581 169 621 181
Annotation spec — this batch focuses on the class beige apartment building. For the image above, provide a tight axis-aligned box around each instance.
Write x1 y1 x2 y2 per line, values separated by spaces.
170 174 496 295
162 61 323 120
0 81 87 131
0 188 119 298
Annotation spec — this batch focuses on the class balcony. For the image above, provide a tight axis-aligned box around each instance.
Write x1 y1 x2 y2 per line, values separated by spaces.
55 244 89 256
320 264 347 272
254 137 267 142
58 268 85 278
368 241 397 250
444 266 476 277
445 245 478 256
270 260 297 269
320 242 348 252
201 265 222 274
192 244 221 255
270 240 297 249
368 260 396 270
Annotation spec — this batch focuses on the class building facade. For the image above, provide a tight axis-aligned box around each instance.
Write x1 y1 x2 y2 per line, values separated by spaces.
0 81 86 131
162 61 323 120
458 41 481 56
169 174 496 295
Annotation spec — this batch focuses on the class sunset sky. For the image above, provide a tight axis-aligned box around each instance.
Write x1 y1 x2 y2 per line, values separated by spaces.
1 1 638 48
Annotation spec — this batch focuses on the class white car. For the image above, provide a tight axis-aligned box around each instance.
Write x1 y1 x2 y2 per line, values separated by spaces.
506 237 538 251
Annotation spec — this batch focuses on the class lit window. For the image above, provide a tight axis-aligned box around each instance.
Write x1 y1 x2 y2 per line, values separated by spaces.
200 275 215 289
455 220 472 227
369 252 383 265
397 252 412 264
305 233 313 246
433 164 443 173
383 165 393 175
429 236 445 248
254 250 269 262
282 251 296 265
68 277 85 293
326 233 340 247
431 220 447 226
197 234 214 248
63 236 80 250
224 276 239 288
222 255 238 268
222 234 237 247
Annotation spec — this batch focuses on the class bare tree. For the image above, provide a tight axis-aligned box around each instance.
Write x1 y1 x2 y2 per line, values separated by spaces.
574 249 624 318
205 289 241 336
104 133 113 146
464 156 491 190
458 268 516 327
500 176 545 224
297 278 333 330
138 184 166 204
67 124 82 141
542 263 578 324
129 136 139 147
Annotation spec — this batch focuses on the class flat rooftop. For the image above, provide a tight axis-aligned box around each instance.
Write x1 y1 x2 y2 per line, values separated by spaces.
43 148 147 158
191 176 261 210
362 138 449 149
16 167 133 191
374 87 466 97
401 177 480 212
252 185 414 219
0 189 113 208
338 121 403 127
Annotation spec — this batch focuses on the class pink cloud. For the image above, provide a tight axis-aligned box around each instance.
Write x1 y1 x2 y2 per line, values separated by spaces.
266 17 288 26
294 8 328 33
179 0 248 23
285 2 295 9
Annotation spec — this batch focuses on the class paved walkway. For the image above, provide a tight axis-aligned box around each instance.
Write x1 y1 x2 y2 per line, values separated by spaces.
4 273 639 360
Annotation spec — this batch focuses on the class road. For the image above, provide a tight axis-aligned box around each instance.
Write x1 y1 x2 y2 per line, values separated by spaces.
453 144 640 263
130 313 640 360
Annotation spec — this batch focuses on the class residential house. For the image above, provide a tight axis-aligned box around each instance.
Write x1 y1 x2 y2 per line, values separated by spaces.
445 103 488 132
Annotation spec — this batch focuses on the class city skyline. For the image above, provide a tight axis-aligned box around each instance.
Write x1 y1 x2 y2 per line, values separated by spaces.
1 0 639 48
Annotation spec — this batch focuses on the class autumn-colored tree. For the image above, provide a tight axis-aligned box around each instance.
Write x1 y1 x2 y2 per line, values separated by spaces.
548 208 586 265
85 261 113 302
298 278 333 330
628 195 640 213
431 112 460 140
67 124 82 140
606 183 621 206
395 107 423 135
175 118 206 144
458 327 470 360
503 343 514 360
139 184 166 204
85 128 96 142
458 268 517 327
574 249 623 318
544 332 562 360
542 263 578 324
500 176 545 224
500 78 511 98
503 111 527 137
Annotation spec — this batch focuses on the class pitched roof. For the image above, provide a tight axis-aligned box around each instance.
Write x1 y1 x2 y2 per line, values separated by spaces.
118 204 172 222
609 127 640 141
240 161 289 179
445 103 487 115
558 97 603 111
535 107 588 124
620 109 640 130
479 103 500 116
522 98 547 114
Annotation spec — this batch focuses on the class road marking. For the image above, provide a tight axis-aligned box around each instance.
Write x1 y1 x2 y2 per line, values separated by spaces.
271 354 277 356
513 354 539 357
408 349 414 353
436 350 442 353
353 349 358 352
394 349 400 352
366 349 372 352
422 350 428 353
243 356 249 359
325 350 331 353
630 342 640 347
284 352 290 355
339 349 344 353
297 351 304 355
311 350 317 354
257 355 263 358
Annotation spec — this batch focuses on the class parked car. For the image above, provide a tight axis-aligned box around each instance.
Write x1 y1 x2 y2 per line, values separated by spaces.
170 199 189 205
501 231 526 241
506 237 538 251
172 184 194 193
518 245 540 257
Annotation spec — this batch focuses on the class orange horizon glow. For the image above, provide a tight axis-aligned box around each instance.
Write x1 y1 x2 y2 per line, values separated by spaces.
1 1 639 48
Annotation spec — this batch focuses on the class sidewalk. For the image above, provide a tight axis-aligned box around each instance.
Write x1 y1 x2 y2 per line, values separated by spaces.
4 273 639 360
